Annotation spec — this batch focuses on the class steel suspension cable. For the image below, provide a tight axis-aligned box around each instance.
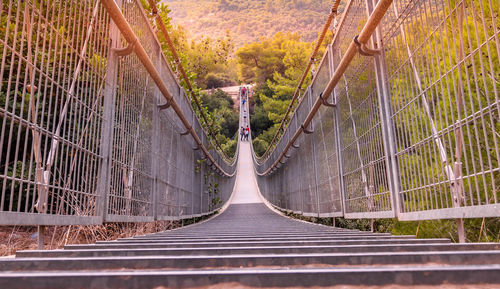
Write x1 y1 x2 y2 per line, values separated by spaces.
145 0 231 161
258 0 342 160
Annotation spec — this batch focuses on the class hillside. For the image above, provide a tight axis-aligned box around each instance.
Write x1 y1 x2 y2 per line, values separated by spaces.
163 0 344 47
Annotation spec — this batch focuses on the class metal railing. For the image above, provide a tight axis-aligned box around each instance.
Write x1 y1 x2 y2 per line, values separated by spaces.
256 0 342 161
0 0 237 225
252 0 499 240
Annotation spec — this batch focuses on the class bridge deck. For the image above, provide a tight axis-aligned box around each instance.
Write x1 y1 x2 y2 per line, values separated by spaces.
230 142 263 205
0 138 500 288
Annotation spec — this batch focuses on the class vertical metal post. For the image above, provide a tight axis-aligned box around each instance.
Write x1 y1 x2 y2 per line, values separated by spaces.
192 112 196 216
456 218 465 243
295 116 305 214
37 226 45 250
200 157 205 214
286 124 293 211
365 0 402 217
309 89 321 216
96 0 122 222
151 48 162 221
329 44 346 217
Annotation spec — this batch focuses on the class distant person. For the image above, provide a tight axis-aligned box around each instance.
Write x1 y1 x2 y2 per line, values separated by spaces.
242 98 246 105
240 126 245 141
243 109 247 120
245 125 250 141
241 87 246 98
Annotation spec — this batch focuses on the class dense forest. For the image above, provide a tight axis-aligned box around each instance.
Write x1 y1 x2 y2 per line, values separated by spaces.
163 0 343 47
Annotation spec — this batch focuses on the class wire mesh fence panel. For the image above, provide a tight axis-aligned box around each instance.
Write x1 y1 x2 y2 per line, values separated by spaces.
107 51 155 222
311 49 343 217
0 0 109 225
332 0 393 218
382 0 500 220
0 0 237 225
252 0 499 222
179 137 196 216
288 144 302 213
155 111 175 219
104 0 237 222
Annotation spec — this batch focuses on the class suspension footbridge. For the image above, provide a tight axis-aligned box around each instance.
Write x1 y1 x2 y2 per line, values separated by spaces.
0 0 499 287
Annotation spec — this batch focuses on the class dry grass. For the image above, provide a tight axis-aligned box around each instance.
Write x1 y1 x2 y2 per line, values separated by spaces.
0 221 181 256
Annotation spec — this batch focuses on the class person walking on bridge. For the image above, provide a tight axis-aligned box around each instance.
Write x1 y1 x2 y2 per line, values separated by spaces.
244 125 250 141
241 86 246 98
240 126 245 141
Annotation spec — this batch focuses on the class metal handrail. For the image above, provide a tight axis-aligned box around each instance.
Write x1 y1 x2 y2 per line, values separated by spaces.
145 0 231 161
257 0 342 161
256 0 394 176
100 0 236 177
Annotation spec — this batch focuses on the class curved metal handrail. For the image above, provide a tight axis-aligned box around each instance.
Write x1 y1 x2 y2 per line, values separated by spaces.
255 0 342 162
252 0 394 176
145 0 232 162
100 0 236 177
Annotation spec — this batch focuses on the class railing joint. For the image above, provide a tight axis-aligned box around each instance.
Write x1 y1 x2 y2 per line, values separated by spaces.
158 101 171 110
180 126 192 136
113 39 138 56
319 92 336 107
301 123 314 134
353 35 381 56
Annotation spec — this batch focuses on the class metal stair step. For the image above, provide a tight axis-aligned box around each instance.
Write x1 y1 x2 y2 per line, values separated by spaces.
67 238 451 249
16 243 500 258
2 251 499 271
1 265 499 288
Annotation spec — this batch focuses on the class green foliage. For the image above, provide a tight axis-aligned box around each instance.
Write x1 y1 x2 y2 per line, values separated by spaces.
250 105 273 136
200 89 234 111
158 19 237 90
203 167 222 211
251 126 277 156
205 72 236 89
384 0 500 212
142 3 239 158
221 138 238 157
199 89 239 144
251 138 268 157
235 31 332 156
236 32 291 84
281 210 500 243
